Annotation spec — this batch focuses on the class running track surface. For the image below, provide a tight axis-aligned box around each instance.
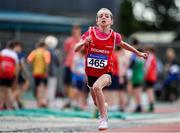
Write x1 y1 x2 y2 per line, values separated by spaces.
111 123 180 132
0 101 180 132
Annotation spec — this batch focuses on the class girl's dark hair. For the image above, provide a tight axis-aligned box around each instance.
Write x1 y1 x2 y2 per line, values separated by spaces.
36 39 46 48
130 38 139 46
145 45 155 53
72 24 81 30
6 40 21 49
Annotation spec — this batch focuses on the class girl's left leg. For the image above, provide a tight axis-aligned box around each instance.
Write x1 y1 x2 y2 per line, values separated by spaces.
133 86 143 112
0 86 5 110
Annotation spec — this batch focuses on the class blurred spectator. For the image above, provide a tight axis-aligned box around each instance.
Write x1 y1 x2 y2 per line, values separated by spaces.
130 48 145 113
154 58 164 101
45 35 60 108
13 41 30 109
0 40 19 110
126 38 139 106
27 40 51 108
162 48 180 102
71 49 87 110
144 45 157 112
103 50 120 111
63 25 82 106
104 46 129 112
116 46 130 112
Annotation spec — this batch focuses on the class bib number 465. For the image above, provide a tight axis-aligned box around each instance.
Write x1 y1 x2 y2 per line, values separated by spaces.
87 58 107 69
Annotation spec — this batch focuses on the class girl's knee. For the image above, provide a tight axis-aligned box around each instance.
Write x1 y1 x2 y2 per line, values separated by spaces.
93 85 101 93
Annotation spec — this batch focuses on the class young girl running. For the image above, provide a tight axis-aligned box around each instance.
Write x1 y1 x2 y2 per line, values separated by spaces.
74 8 148 130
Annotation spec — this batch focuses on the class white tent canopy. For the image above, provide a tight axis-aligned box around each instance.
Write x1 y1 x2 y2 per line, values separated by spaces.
130 31 177 44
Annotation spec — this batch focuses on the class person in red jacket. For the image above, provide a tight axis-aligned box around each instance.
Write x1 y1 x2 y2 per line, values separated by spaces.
74 8 148 130
144 45 157 112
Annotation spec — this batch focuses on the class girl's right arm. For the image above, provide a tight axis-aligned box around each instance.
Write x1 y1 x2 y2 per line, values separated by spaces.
74 36 92 52
74 39 86 52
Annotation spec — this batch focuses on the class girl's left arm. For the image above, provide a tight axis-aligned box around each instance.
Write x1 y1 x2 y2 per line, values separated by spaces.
120 41 148 59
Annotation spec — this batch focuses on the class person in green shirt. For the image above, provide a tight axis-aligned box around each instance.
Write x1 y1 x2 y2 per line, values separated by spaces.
130 48 145 112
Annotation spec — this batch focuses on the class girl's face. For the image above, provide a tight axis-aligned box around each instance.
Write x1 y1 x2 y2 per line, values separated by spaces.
96 10 113 27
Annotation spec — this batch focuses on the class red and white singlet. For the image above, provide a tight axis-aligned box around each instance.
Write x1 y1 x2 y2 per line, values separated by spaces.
84 26 120 77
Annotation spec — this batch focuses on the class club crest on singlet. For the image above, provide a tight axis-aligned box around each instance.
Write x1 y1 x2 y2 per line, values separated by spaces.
87 53 108 69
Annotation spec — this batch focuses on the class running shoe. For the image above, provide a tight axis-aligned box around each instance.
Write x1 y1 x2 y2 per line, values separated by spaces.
98 117 108 130
98 102 108 130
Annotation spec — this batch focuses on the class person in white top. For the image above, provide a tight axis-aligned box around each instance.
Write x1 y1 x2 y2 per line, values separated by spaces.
71 49 87 110
0 40 19 110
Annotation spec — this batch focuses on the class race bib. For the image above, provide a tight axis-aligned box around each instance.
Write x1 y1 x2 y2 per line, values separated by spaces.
87 54 108 69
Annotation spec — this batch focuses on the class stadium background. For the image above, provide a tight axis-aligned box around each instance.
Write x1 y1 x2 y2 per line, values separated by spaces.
0 0 179 95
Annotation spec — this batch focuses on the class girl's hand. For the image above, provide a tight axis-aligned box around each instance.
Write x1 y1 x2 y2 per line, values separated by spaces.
138 52 148 59
84 36 93 45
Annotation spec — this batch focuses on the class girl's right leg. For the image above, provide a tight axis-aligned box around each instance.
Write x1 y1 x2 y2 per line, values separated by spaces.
4 88 14 110
92 74 111 119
